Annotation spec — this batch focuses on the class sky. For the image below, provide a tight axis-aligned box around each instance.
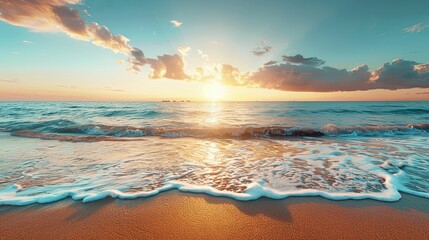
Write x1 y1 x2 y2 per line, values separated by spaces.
0 0 428 101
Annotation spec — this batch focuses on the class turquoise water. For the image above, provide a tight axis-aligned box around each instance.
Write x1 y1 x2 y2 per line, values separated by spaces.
0 101 428 205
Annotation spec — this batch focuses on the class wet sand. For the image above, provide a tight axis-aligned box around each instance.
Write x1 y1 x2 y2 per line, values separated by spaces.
0 191 428 239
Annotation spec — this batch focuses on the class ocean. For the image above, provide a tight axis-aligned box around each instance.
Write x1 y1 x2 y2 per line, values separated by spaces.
0 101 428 205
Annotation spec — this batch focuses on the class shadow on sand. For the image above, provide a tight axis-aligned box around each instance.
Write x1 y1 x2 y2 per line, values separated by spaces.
0 190 427 223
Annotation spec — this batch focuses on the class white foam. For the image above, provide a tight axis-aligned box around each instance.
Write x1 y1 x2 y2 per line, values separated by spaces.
0 133 427 206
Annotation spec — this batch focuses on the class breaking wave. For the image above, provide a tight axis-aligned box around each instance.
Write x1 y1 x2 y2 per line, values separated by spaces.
2 121 429 142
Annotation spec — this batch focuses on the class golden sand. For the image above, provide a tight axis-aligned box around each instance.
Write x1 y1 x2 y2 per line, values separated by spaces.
0 191 428 239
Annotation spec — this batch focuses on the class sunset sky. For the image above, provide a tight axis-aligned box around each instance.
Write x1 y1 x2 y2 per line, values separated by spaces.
1 0 429 101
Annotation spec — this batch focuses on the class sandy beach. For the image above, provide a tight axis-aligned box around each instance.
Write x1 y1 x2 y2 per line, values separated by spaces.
0 191 428 240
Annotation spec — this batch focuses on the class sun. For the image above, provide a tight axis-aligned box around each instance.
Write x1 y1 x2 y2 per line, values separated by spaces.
203 82 225 101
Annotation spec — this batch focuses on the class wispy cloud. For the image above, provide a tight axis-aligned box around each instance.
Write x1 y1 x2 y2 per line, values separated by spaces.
198 49 209 61
210 40 223 46
82 9 91 17
56 85 80 89
22 40 33 44
56 85 125 92
170 19 183 27
103 87 125 92
251 41 272 56
177 45 191 56
375 31 387 37
403 21 429 33
0 78 19 83
416 92 429 95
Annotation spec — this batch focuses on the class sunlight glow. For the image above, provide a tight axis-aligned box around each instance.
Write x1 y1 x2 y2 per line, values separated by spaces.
203 82 225 101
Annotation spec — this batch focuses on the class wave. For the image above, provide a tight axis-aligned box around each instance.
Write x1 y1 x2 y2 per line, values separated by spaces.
279 108 429 115
6 122 429 142
321 123 429 136
11 130 143 142
102 110 160 117
0 177 407 206
384 109 429 115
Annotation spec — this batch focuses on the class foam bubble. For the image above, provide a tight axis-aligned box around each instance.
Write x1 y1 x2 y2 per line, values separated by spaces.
0 134 427 206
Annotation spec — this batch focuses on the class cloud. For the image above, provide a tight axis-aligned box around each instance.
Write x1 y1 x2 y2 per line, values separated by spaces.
264 60 277 66
127 48 147 72
170 20 183 27
370 59 429 90
198 49 209 61
220 64 243 86
414 63 429 74
0 1 132 54
56 84 80 89
22 40 33 44
282 54 325 66
56 84 125 92
403 22 429 33
246 58 429 92
177 45 191 56
247 63 372 92
210 40 224 46
2 1 428 93
147 54 189 80
251 42 272 56
0 0 192 80
82 9 91 17
86 22 131 53
416 92 429 95
103 87 125 92
187 57 429 93
0 78 19 83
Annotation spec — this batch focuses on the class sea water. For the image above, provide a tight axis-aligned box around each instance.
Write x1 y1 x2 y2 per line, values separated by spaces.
0 101 428 205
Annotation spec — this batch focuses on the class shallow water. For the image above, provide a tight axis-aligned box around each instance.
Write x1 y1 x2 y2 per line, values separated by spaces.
0 101 428 205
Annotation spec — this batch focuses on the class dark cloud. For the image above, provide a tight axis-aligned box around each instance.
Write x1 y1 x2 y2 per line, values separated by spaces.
371 59 429 90
127 48 147 72
282 54 325 66
52 5 87 35
251 43 272 56
186 57 429 93
247 63 372 92
242 58 429 92
264 60 277 66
